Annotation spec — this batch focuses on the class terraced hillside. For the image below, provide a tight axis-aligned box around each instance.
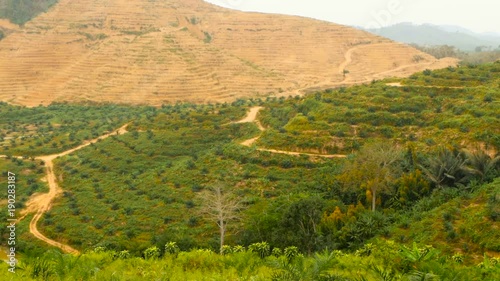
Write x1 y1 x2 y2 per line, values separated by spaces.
0 0 457 106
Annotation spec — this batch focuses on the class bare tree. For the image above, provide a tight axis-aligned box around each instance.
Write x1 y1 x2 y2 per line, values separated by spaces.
198 185 242 253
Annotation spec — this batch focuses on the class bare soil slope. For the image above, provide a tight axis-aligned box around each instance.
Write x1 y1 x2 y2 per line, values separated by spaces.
0 0 456 106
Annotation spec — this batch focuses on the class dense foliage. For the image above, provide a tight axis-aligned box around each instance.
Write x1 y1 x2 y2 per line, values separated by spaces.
1 239 499 280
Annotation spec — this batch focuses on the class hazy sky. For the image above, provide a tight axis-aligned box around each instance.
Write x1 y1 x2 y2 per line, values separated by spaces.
204 0 500 34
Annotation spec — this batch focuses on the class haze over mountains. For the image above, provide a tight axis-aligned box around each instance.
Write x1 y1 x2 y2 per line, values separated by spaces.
0 0 456 106
367 23 500 52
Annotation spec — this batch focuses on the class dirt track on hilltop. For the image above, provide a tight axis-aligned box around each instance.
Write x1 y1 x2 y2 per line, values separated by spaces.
279 44 457 98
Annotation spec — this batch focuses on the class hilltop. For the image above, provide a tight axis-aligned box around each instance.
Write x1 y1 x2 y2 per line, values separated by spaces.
0 0 455 106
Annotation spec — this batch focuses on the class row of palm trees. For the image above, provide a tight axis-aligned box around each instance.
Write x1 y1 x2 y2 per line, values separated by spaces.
420 147 499 188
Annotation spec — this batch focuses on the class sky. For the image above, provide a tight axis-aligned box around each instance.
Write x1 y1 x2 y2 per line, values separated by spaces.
204 0 500 34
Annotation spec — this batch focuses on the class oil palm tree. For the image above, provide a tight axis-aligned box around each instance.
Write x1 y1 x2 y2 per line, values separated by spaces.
463 148 500 183
419 147 471 188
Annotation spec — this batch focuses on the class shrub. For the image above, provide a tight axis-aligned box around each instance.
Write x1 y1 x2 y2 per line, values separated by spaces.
272 247 283 257
249 242 270 258
143 246 161 259
165 242 180 255
221 245 232 255
355 243 375 257
232 245 245 253
284 246 299 262
483 94 493 103
452 253 464 263
117 250 130 259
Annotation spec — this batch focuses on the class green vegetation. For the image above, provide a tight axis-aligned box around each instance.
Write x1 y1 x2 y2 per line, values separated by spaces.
411 44 500 65
390 179 500 255
404 62 500 87
0 103 149 156
1 240 498 280
258 63 499 154
77 32 107 41
0 63 498 280
119 26 160 37
0 0 58 25
0 157 47 211
203 31 212 43
33 102 337 252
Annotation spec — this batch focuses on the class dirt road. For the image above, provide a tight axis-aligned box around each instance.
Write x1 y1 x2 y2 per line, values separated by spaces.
237 107 347 158
385 82 466 89
279 44 457 98
12 123 129 255
257 148 347 158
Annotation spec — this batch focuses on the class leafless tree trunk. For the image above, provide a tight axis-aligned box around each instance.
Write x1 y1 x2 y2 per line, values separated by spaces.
198 185 242 253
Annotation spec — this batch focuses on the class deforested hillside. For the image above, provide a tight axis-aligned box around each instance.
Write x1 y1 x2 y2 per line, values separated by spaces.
0 0 456 106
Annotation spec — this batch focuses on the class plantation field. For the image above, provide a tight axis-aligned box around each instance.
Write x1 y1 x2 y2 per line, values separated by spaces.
0 157 47 213
0 63 498 280
1 238 499 280
257 63 499 155
0 103 152 156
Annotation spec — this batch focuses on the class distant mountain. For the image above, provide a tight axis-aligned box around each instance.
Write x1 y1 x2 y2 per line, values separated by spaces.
436 24 500 43
367 23 500 51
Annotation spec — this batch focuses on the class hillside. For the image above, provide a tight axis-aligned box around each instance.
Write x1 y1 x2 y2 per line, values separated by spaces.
0 0 456 106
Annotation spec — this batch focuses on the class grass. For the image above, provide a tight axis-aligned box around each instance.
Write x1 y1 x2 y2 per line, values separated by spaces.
389 179 500 263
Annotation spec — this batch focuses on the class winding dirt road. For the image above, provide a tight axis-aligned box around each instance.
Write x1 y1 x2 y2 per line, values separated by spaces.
337 44 363 75
237 107 347 158
8 123 129 255
385 82 467 89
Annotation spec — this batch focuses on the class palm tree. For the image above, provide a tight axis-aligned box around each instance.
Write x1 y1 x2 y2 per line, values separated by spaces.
407 271 438 281
463 148 500 183
419 147 471 188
